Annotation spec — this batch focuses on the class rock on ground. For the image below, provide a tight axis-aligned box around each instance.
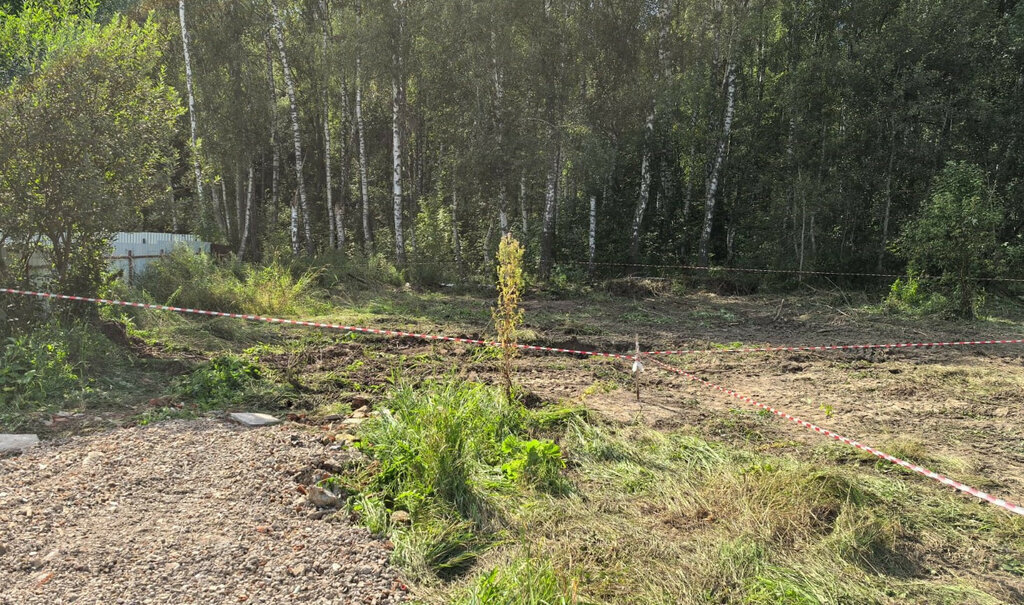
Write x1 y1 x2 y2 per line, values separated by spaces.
0 420 407 604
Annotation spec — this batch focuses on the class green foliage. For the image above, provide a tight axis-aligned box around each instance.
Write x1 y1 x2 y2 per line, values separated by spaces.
457 557 578 605
0 3 180 296
354 381 576 582
500 436 567 492
897 163 1005 318
137 247 325 316
493 235 525 402
0 331 78 406
0 320 111 426
173 354 262 409
883 275 948 316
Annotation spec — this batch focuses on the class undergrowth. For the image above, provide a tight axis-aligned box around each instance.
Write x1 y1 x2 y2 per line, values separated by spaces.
0 320 115 429
346 381 1024 604
136 247 326 316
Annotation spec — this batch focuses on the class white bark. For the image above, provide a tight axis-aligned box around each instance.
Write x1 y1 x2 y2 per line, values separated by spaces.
391 0 406 266
290 189 300 252
519 171 528 236
631 109 655 264
391 75 405 266
324 100 335 250
539 145 559 277
271 0 312 254
588 194 597 271
336 78 351 250
699 62 736 266
234 165 243 243
239 163 255 258
452 172 462 271
177 0 205 223
265 35 281 232
356 54 372 254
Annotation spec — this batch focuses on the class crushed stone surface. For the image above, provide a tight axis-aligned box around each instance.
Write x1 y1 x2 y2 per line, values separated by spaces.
0 420 407 604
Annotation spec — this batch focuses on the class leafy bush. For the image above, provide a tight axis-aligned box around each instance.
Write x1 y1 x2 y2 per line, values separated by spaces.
897 162 1005 317
883 275 948 316
173 354 263 409
137 247 325 316
500 436 566 492
0 320 111 425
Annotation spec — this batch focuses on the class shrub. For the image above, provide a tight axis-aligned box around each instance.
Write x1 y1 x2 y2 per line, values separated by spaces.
897 162 1004 318
137 247 324 316
883 275 948 316
0 320 110 425
500 436 567 492
173 354 263 409
493 235 525 403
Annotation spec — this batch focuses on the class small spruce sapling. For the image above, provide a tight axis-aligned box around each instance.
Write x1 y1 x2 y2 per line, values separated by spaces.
493 234 525 404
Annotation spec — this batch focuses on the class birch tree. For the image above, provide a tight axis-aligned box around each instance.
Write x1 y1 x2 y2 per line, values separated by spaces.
177 0 204 224
270 0 312 254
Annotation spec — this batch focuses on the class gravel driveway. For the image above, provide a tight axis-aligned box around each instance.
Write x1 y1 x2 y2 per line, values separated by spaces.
0 420 407 604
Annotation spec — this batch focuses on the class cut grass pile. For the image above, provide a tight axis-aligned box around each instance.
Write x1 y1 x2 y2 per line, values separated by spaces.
348 381 1024 604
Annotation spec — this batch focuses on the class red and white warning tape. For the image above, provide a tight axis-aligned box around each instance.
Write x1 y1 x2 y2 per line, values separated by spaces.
644 338 1024 357
650 358 1024 517
0 287 634 360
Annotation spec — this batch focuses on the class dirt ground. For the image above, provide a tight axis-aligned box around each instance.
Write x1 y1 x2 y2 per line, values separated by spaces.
4 286 1024 602
0 421 407 605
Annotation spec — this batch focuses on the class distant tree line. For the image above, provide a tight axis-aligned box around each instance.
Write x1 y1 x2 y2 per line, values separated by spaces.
2 0 1023 292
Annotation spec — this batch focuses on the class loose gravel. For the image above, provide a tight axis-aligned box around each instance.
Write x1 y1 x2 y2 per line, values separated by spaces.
0 420 407 604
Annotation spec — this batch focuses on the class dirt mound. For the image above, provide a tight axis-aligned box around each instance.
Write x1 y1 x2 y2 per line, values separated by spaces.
0 420 407 604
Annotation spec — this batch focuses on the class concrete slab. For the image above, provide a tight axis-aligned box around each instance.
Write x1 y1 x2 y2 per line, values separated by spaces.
228 413 281 427
0 434 39 453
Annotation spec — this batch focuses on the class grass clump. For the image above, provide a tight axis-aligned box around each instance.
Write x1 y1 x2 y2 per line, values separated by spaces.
455 555 581 605
172 353 276 409
136 247 325 316
353 381 569 584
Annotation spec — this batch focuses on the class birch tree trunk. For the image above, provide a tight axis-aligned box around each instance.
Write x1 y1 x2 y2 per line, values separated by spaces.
239 163 255 258
391 75 406 266
519 171 528 236
588 194 597 274
336 77 351 250
878 120 897 271
698 62 736 266
356 51 372 254
452 171 462 273
631 108 655 265
539 143 559 279
324 99 335 250
177 0 205 224
265 35 281 236
271 0 313 255
234 165 243 245
390 0 407 267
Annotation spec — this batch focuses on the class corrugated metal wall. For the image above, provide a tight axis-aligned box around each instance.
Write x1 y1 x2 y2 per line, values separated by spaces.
2 233 211 283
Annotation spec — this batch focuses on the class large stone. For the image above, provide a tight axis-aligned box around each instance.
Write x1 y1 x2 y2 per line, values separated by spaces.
228 413 281 427
0 434 39 453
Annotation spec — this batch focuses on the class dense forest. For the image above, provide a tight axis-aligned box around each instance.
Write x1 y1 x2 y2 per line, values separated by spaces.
2 0 1023 291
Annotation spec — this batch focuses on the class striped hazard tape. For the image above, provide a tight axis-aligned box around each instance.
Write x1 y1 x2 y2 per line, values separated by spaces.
644 338 1024 356
0 287 634 360
649 358 1024 517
